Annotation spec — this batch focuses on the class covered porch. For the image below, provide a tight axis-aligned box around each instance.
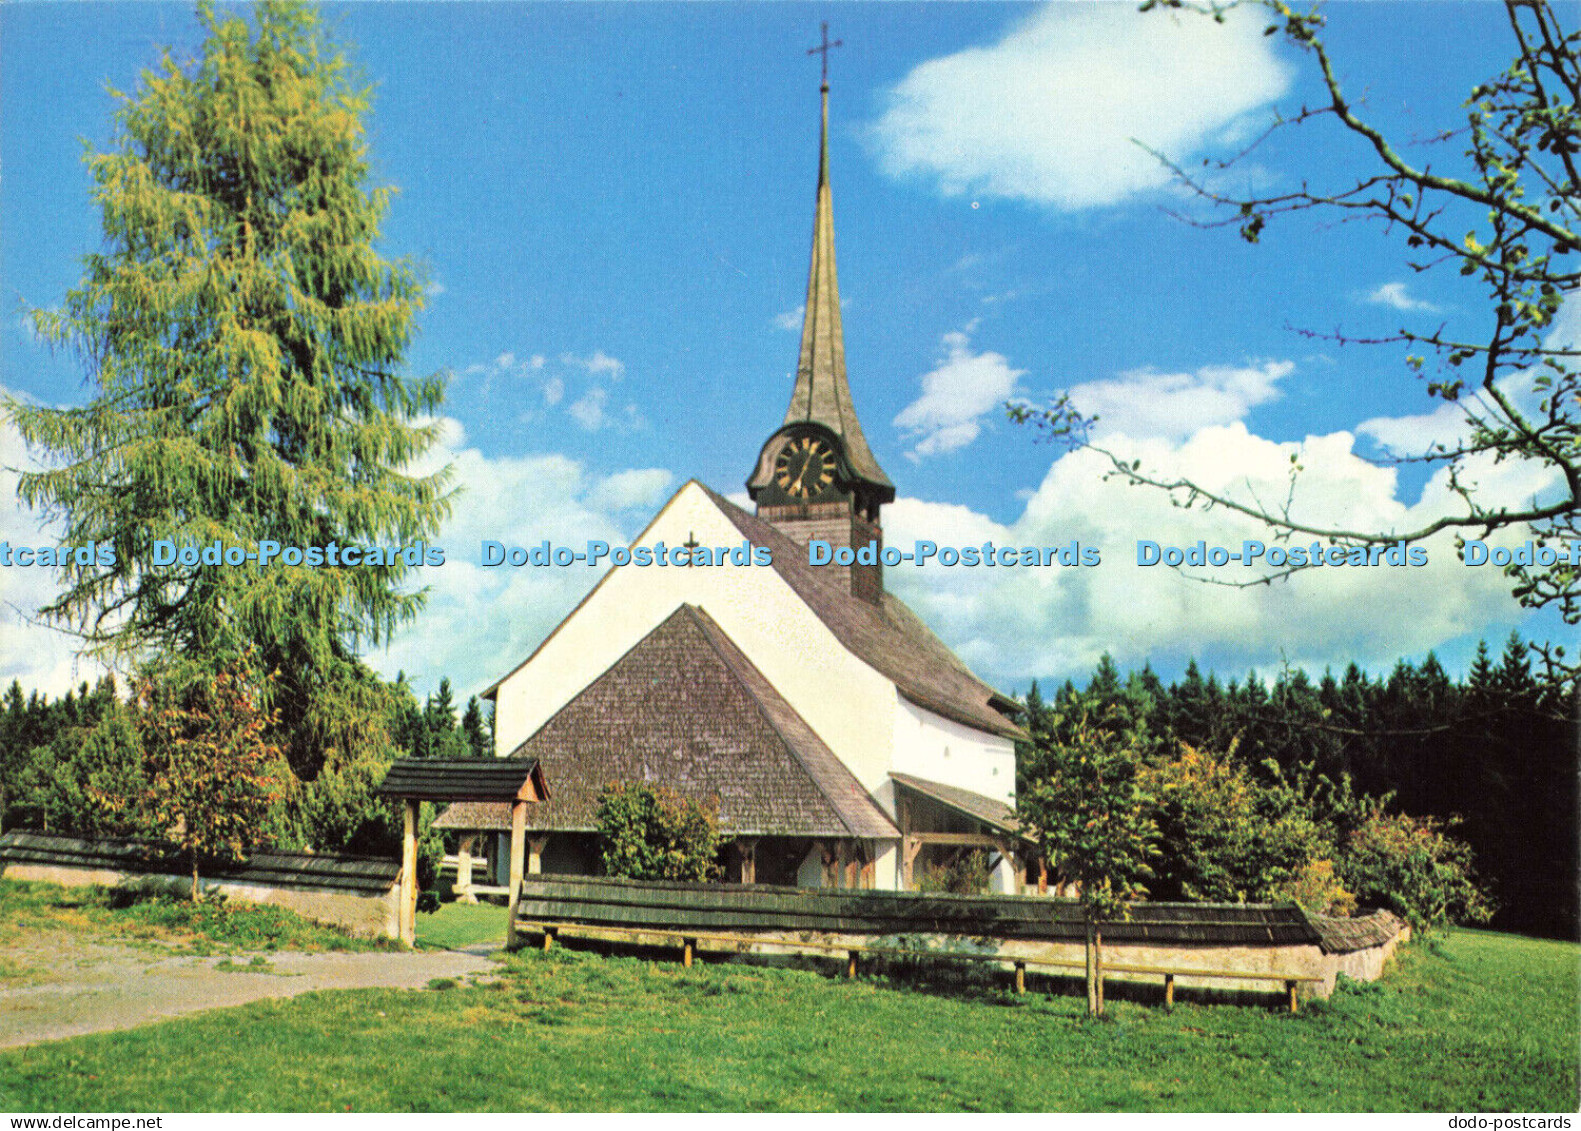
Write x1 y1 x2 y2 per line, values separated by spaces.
890 772 1033 894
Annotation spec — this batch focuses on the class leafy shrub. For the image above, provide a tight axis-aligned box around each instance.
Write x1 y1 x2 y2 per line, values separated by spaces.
1269 857 1356 917
595 782 721 882
121 656 283 899
1141 743 1347 909
1016 698 1158 919
918 850 993 895
1340 807 1494 932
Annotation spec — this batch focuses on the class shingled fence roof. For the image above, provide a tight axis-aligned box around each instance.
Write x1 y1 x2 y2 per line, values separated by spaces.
438 605 896 840
510 873 1403 955
0 830 398 895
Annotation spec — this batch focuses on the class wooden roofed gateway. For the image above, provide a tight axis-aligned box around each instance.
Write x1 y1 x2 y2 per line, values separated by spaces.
375 758 549 944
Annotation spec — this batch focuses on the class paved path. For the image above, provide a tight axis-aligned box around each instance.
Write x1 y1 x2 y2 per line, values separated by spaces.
0 936 498 1049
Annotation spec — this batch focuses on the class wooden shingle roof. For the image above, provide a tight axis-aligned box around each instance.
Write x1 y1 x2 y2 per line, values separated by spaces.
439 605 896 840
511 874 1408 954
890 772 1025 840
1304 907 1406 953
375 758 547 803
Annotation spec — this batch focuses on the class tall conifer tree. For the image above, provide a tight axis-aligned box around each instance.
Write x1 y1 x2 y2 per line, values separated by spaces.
10 1 450 777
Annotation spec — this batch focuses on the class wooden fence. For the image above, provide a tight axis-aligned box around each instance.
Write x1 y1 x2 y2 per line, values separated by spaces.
511 874 1402 1012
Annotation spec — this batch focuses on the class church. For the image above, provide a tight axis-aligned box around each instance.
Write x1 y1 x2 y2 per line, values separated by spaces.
437 73 1030 894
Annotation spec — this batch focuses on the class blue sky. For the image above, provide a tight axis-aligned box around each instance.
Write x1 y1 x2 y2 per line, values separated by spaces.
2 2 1572 701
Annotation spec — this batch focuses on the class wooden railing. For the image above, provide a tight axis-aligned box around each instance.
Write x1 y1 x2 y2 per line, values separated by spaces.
513 916 1323 1013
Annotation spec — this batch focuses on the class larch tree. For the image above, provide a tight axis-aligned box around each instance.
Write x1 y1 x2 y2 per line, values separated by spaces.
9 0 451 778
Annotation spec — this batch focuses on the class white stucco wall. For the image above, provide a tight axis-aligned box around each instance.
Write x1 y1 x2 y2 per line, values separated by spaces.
491 482 899 792
889 696 1017 809
870 841 898 890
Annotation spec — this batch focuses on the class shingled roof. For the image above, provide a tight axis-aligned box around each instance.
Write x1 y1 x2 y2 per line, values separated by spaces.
890 772 1025 840
700 485 1023 740
376 759 547 803
440 604 896 840
1304 907 1407 954
510 874 1409 954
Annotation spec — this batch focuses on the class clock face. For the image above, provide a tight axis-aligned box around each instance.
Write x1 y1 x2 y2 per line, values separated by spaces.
773 435 838 499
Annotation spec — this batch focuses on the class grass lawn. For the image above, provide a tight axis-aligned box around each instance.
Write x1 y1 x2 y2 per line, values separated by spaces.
415 899 509 951
0 879 392 981
2 925 1575 1112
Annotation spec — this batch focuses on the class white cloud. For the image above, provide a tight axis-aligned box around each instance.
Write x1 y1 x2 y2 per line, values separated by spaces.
568 387 609 431
895 327 1026 458
774 306 805 332
1357 401 1470 458
587 469 676 513
563 350 625 380
885 422 1552 689
1364 282 1441 314
1068 361 1292 441
462 348 639 431
869 4 1291 210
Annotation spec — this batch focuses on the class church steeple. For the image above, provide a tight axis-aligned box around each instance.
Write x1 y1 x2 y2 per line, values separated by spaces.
780 79 893 498
747 34 893 605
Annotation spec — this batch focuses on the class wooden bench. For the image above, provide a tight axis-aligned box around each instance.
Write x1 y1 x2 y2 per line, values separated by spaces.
513 918 1323 1012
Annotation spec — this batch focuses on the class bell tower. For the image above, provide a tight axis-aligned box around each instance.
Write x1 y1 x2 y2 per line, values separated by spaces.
747 32 894 604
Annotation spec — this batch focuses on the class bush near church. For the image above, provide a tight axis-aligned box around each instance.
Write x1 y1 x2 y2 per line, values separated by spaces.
595 782 723 883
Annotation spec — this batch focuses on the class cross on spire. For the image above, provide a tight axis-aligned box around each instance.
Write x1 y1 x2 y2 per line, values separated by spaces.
807 21 842 89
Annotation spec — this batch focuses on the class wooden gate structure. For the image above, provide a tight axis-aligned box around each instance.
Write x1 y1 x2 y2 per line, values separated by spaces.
375 758 549 944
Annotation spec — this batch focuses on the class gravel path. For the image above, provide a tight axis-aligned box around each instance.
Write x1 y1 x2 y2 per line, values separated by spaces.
0 934 498 1049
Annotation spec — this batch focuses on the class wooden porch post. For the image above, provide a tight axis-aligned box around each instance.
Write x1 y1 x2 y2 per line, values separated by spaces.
1038 856 1049 895
835 840 851 889
735 838 757 885
1000 840 1022 895
400 799 419 945
902 836 923 891
505 799 526 947
528 834 548 876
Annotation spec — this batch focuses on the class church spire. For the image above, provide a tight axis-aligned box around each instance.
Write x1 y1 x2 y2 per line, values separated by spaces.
746 29 894 605
779 47 892 496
